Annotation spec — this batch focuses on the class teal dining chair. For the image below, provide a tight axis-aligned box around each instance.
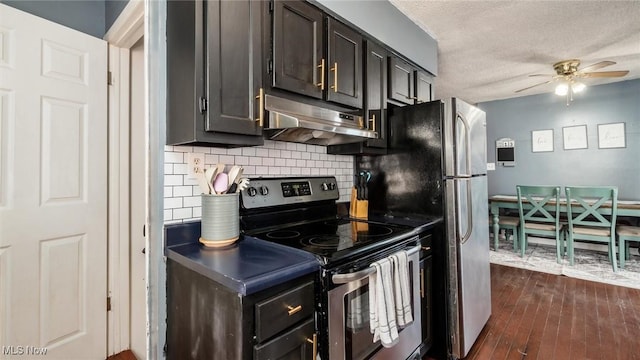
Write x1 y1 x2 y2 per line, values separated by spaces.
617 225 640 269
516 185 563 262
490 216 519 251
565 186 618 272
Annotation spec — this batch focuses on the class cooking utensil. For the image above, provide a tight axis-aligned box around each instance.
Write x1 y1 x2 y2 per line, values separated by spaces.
236 178 250 193
196 171 211 194
227 165 241 188
213 172 229 194
363 171 371 200
233 167 244 184
204 167 216 192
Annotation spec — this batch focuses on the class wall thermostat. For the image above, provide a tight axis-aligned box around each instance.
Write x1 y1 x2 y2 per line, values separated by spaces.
496 138 515 167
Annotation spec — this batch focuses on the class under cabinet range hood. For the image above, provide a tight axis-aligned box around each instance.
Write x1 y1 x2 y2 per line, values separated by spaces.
263 95 378 146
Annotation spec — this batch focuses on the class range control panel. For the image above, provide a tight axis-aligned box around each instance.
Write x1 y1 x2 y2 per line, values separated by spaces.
240 177 339 209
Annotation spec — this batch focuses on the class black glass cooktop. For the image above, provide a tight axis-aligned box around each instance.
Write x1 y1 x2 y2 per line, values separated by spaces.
247 219 415 262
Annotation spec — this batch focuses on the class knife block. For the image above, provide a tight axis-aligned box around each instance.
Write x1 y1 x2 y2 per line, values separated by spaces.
349 187 368 219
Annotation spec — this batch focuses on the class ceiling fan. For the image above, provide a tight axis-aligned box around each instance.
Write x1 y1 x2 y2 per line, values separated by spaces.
515 59 630 94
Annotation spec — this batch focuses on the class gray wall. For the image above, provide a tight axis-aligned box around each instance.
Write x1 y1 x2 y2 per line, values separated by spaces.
312 0 438 75
1 0 128 37
479 79 640 200
105 0 129 32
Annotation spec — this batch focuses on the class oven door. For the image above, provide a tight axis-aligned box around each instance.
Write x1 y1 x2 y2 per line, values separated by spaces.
328 245 422 360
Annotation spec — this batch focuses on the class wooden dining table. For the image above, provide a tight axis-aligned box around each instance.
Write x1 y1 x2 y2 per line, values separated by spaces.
489 194 640 247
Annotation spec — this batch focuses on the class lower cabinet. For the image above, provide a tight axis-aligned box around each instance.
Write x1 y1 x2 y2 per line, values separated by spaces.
166 260 317 360
420 255 433 350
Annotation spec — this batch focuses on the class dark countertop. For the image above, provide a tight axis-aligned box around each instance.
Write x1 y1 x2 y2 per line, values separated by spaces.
165 221 320 296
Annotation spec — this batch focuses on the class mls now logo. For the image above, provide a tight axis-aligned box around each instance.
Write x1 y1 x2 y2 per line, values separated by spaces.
2 346 48 356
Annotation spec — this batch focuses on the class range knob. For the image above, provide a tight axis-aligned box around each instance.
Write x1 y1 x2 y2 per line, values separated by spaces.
260 186 269 196
329 182 336 190
247 187 257 197
321 183 330 191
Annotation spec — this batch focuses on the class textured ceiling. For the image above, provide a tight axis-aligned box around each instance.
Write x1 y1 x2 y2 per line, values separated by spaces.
389 0 640 104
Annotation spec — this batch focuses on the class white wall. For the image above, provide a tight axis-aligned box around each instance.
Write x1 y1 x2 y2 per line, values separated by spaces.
164 140 354 224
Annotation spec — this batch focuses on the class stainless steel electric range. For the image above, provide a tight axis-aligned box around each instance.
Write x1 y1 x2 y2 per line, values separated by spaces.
240 176 437 360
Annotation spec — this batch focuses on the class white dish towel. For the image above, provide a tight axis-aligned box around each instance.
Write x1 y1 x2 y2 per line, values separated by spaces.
390 251 413 327
368 257 399 347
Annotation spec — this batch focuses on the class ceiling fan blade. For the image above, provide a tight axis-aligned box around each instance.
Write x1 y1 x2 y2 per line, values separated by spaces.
578 61 616 73
579 70 629 78
515 80 555 93
528 74 556 78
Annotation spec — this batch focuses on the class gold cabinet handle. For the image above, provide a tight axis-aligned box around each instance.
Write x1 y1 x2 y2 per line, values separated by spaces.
368 114 376 132
405 95 424 104
420 268 425 298
287 305 302 316
330 62 338 92
422 246 431 251
306 333 317 359
255 88 264 127
317 59 325 90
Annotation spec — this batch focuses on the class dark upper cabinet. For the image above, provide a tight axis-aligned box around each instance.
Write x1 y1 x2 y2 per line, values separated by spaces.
326 18 363 109
363 40 387 148
166 0 264 147
415 69 433 103
272 0 363 109
206 0 264 136
327 39 386 155
388 55 416 105
272 0 324 100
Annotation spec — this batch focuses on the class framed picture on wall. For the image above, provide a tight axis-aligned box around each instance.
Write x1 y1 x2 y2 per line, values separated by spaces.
598 122 626 149
562 125 588 150
531 129 554 152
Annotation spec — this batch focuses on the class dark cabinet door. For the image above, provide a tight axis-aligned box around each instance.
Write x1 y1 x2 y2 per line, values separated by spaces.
421 256 433 348
415 70 433 104
273 0 324 99
326 18 363 109
206 0 263 136
254 319 315 360
364 40 387 148
388 56 415 105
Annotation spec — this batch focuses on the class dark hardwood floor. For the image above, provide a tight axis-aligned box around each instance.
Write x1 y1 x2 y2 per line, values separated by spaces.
463 263 640 360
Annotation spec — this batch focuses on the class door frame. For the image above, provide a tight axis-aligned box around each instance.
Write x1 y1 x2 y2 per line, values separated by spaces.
104 0 145 357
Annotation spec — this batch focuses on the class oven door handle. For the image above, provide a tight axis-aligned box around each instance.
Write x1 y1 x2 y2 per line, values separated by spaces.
331 245 421 284
332 267 376 284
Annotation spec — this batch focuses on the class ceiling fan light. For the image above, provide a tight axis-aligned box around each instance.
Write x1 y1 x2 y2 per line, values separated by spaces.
572 82 586 93
555 83 569 96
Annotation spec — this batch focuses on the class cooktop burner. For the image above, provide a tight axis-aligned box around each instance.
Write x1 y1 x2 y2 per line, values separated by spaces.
248 219 414 262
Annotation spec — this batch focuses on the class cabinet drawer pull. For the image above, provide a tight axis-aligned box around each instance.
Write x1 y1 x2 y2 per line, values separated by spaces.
255 88 264 127
287 305 302 316
369 114 376 132
422 246 431 251
317 59 325 90
330 62 338 92
420 268 425 298
306 333 317 359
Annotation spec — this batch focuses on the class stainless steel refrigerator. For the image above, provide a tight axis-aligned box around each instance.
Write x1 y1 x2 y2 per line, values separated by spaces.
357 98 491 359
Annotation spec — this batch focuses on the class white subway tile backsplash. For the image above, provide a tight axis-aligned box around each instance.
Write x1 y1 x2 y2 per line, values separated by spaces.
249 157 262 166
165 175 183 186
173 208 193 220
263 158 275 166
242 147 256 156
256 148 270 157
183 196 201 207
163 141 355 223
165 152 184 163
164 197 183 209
173 186 193 197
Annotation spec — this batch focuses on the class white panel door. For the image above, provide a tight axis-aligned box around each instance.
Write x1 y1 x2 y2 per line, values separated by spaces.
0 4 107 359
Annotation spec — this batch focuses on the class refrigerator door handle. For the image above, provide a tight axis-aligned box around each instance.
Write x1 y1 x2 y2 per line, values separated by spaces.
455 112 472 177
457 178 473 245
